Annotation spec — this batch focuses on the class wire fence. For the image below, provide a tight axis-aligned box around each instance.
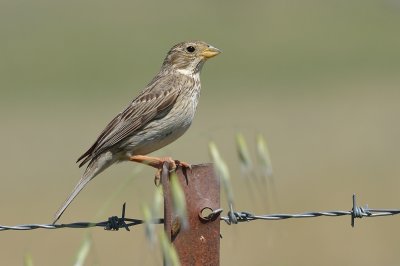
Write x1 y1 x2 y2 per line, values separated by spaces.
1 194 399 232
221 194 400 227
0 203 163 231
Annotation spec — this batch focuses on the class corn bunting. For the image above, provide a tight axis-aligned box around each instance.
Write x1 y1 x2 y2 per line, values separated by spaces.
53 41 221 223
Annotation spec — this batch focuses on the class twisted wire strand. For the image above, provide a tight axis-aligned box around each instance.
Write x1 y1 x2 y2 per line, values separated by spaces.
221 194 400 226
0 203 163 231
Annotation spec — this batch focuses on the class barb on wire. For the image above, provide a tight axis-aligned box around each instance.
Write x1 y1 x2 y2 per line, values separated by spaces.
221 194 400 227
0 203 163 232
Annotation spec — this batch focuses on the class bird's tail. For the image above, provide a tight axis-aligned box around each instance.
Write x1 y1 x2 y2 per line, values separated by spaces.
52 155 113 224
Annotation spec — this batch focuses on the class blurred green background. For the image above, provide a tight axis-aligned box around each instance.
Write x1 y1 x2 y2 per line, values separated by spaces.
1 0 400 265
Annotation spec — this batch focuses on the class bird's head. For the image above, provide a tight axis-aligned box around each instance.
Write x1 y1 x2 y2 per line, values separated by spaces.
162 41 221 75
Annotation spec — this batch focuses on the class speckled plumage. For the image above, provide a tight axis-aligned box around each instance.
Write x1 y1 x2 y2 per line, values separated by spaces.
53 41 220 223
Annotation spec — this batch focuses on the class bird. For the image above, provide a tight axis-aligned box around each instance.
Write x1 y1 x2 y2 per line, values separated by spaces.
53 40 221 224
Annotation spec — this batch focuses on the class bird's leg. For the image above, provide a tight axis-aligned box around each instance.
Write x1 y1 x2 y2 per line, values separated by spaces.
129 155 191 186
129 155 177 169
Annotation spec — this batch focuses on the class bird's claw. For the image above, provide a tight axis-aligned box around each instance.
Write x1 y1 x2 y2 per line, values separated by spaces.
154 169 162 186
154 159 191 186
174 160 192 172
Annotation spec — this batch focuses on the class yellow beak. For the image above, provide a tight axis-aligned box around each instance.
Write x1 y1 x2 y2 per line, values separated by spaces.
201 45 221 59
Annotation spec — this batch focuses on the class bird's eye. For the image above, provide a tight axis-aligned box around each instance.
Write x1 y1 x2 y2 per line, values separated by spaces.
186 46 195 53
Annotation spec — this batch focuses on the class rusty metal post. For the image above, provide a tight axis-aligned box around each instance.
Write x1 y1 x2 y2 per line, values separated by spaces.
162 163 220 266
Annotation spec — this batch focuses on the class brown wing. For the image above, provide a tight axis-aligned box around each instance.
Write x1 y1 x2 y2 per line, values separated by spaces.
77 74 181 167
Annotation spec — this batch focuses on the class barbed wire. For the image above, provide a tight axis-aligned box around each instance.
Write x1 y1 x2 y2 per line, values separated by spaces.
221 194 400 226
0 203 163 232
1 194 399 232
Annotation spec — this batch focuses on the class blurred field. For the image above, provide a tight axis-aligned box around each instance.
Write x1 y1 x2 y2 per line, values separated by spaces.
1 0 400 265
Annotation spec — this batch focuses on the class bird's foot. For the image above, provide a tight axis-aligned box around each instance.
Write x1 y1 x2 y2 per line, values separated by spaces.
129 155 191 186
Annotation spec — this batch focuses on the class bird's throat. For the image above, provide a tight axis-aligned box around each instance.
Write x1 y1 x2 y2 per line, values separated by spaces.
176 68 194 76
